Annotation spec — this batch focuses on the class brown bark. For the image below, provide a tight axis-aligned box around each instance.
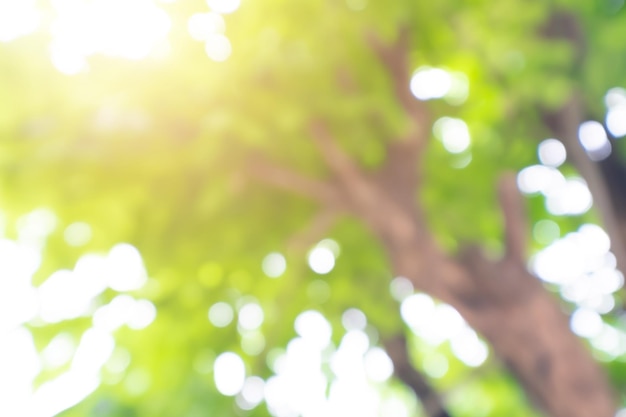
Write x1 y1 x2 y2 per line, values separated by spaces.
255 151 617 416
366 181 616 417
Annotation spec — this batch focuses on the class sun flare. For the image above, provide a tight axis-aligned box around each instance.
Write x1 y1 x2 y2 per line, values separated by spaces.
49 0 171 74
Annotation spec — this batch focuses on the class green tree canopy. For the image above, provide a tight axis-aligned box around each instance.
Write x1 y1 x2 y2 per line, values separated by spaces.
2 1 626 417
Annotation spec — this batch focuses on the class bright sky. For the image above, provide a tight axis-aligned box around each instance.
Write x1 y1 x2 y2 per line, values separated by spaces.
0 0 240 74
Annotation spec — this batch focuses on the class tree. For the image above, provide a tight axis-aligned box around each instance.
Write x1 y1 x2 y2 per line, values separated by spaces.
1 1 626 417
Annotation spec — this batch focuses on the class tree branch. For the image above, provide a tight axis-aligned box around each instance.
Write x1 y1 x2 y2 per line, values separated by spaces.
308 119 378 207
247 154 342 207
498 172 527 263
384 335 452 417
367 27 413 114
367 27 431 155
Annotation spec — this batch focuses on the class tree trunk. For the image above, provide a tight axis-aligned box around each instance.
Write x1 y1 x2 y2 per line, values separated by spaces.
369 196 616 417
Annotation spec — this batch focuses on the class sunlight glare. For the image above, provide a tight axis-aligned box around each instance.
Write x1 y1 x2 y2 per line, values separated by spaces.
579 294 616 315
410 67 452 100
400 293 435 332
238 302 264 331
17 208 57 246
73 254 108 296
205 33 232 61
533 224 606 285
209 302 235 327
105 347 131 375
606 105 626 138
126 299 157 330
294 310 332 350
71 328 115 376
308 246 336 274
434 304 466 338
389 276 414 301
342 308 367 331
538 138 566 167
328 379 379 417
578 121 611 161
591 325 626 358
339 330 370 356
106 243 148 291
50 0 171 74
593 268 624 295
570 308 603 338
31 371 100 417
39 270 94 323
545 177 593 216
0 0 40 42
214 352 246 396
363 347 393 382
241 376 265 407
450 327 488 367
516 165 565 195
579 224 611 255
50 41 87 75
380 397 410 417
42 333 76 369
605 87 626 138
188 12 225 41
433 117 471 154
262 252 287 278
605 87 626 108
402 296 467 346
264 346 327 417
265 374 314 417
37 255 106 323
0 327 40 415
317 238 341 257
0 241 38 331
93 295 136 332
533 222 622 316
207 0 241 14
64 222 92 247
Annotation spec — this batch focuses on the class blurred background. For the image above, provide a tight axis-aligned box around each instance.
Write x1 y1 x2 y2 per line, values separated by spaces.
2 0 626 416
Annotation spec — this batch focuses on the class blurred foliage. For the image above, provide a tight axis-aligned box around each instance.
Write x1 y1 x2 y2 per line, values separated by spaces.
2 0 626 416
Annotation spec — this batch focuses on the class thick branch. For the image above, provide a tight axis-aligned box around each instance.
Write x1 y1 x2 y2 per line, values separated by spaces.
384 335 451 417
380 216 616 417
247 154 341 206
308 120 378 207
498 172 527 263
367 27 415 117
367 27 431 155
